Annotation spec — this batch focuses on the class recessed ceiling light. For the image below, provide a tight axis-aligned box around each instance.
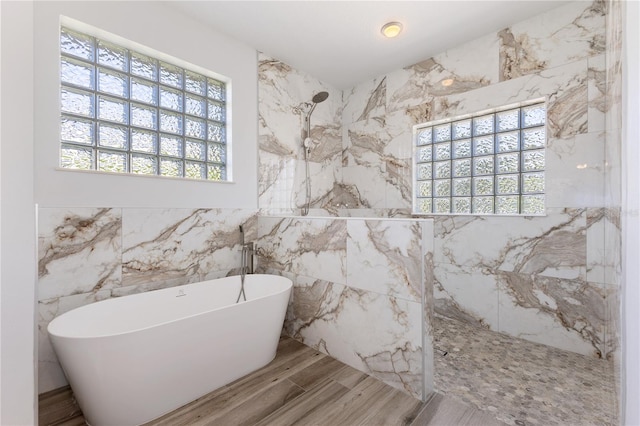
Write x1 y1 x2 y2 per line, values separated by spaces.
381 22 403 38
441 78 455 87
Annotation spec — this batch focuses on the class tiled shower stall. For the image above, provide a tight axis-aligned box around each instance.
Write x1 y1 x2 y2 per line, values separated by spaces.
257 0 620 361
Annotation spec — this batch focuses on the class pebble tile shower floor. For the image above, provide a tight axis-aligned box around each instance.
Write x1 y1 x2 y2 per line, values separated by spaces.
433 315 618 426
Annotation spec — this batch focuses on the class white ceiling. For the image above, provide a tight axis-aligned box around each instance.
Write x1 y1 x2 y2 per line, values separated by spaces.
167 1 570 89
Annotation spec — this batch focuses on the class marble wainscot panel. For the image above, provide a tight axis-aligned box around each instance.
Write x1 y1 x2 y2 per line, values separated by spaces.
258 53 343 215
38 207 123 393
257 216 346 285
432 209 608 357
497 272 606 357
283 274 424 399
346 219 422 302
434 209 587 280
38 208 122 301
122 208 258 287
38 290 112 393
258 216 434 399
38 207 258 393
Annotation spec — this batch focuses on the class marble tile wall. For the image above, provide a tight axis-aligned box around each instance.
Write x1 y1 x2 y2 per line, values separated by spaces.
37 207 258 393
258 54 345 215
256 216 434 399
257 1 620 359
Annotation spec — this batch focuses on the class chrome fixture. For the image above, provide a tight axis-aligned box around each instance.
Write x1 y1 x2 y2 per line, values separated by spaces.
237 225 254 303
302 91 329 216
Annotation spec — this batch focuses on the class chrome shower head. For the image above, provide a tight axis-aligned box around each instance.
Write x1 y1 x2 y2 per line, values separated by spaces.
306 92 329 120
312 91 329 104
304 91 329 144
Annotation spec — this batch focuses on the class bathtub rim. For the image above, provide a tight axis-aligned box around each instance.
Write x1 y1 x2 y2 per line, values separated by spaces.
47 273 292 340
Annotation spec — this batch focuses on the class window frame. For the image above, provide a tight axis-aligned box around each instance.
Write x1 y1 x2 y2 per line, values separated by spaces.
59 24 231 182
412 100 547 216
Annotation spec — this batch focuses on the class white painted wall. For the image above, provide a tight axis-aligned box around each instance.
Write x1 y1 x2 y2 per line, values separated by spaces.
0 1 37 424
623 1 640 424
34 1 258 209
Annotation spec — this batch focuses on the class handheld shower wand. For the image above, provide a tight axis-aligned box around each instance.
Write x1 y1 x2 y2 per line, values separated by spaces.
301 91 329 216
303 91 329 150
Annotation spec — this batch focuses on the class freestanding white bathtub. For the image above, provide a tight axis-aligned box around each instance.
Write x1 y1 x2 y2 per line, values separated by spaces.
47 274 292 426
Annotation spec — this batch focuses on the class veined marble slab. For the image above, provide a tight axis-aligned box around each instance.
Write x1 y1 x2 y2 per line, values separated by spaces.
497 272 606 357
257 216 347 285
434 209 587 280
258 53 343 215
284 274 423 399
346 220 423 302
430 59 588 140
433 261 500 330
343 77 386 123
586 207 621 286
499 1 605 81
546 131 606 208
386 33 499 113
122 208 257 286
38 290 112 393
38 208 122 301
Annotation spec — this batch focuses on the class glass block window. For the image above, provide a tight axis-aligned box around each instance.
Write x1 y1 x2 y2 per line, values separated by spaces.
413 102 546 215
60 27 228 181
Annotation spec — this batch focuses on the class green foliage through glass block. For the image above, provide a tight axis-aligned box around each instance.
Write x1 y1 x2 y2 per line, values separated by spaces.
131 154 157 175
207 164 226 180
61 145 93 169
418 181 432 197
497 196 519 214
435 180 451 197
453 139 472 158
473 197 494 214
522 195 545 215
435 198 451 213
417 198 432 213
435 161 451 179
453 197 471 214
161 158 183 177
98 151 126 173
207 143 226 163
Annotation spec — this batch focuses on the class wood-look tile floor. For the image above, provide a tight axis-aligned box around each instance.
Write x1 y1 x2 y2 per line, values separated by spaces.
39 336 503 426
